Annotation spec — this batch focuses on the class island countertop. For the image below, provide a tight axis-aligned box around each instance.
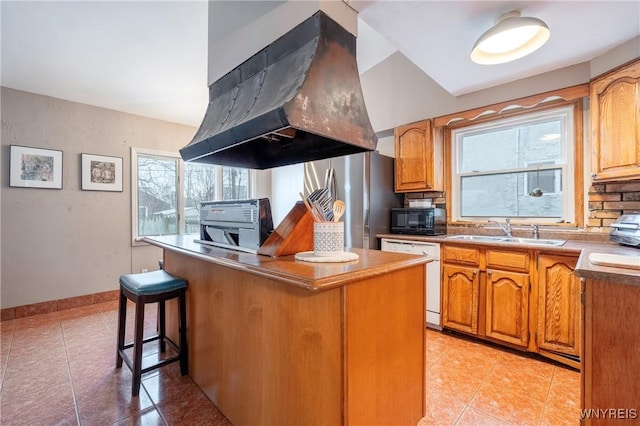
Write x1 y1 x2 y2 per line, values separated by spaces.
143 234 431 292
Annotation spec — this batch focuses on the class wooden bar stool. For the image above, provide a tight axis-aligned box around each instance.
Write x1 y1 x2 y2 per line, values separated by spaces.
116 269 188 396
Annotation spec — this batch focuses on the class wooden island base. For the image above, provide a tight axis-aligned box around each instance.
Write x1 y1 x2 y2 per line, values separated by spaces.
156 239 427 426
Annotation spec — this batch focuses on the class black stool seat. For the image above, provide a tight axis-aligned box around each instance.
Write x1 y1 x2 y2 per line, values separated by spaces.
116 269 188 396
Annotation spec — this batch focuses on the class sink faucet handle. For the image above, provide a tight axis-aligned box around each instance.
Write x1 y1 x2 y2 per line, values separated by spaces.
504 218 512 237
489 218 512 237
531 223 539 239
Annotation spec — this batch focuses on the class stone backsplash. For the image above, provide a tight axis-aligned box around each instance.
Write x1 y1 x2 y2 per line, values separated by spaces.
404 191 446 208
587 180 640 228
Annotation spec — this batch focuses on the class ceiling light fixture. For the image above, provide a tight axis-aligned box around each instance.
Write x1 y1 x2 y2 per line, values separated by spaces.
471 11 550 65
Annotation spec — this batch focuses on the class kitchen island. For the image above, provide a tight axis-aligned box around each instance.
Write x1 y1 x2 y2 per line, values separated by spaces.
575 247 640 425
144 235 429 426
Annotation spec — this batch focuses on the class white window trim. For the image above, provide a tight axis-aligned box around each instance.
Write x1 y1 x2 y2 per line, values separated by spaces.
131 147 183 245
450 106 575 224
131 147 256 245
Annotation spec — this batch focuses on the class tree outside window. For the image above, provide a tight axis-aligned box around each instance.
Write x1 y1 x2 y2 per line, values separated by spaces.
132 148 252 242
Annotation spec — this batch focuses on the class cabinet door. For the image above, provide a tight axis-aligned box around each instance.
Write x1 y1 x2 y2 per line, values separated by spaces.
537 254 581 358
485 269 529 347
394 120 434 192
590 59 640 181
441 264 479 335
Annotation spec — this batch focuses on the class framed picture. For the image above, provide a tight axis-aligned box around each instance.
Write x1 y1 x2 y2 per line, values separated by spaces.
10 145 63 189
81 153 123 192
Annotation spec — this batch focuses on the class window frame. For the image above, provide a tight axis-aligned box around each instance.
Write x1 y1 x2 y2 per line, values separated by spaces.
131 147 255 245
444 98 584 227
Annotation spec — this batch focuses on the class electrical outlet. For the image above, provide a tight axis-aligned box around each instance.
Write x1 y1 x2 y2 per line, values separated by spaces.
141 268 148 273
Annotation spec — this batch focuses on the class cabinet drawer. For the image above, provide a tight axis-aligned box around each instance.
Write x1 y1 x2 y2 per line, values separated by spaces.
486 250 530 273
442 245 480 266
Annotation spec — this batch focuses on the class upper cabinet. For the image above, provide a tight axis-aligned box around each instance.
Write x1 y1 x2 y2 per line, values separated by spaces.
394 119 443 192
590 59 640 182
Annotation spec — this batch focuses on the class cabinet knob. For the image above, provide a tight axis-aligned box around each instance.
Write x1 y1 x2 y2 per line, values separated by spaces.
591 173 597 178
487 270 492 276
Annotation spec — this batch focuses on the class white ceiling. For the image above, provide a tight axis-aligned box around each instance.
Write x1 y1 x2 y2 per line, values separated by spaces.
1 1 638 127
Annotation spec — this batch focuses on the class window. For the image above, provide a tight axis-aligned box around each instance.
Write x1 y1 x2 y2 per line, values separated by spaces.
131 148 252 242
451 106 575 223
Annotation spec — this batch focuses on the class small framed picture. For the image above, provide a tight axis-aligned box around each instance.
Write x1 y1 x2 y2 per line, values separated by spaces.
10 145 63 189
81 153 123 192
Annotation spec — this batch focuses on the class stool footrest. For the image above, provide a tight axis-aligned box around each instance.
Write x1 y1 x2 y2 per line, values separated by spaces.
118 349 182 375
121 333 180 351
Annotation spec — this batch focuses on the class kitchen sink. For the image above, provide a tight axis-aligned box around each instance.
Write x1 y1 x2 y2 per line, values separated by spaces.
446 235 506 242
500 237 566 246
446 235 566 246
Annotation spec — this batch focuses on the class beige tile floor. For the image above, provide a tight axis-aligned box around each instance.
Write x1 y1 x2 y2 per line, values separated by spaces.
0 300 580 425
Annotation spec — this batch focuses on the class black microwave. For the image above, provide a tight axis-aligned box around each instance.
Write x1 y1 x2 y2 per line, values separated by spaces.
391 208 446 235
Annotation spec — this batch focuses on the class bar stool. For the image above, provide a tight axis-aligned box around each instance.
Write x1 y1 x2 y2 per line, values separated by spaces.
116 269 188 396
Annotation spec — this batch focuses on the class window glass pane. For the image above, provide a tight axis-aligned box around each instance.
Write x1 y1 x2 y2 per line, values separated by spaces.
458 118 564 174
137 156 178 236
459 128 519 173
460 172 562 218
222 167 249 200
183 162 218 233
453 106 573 222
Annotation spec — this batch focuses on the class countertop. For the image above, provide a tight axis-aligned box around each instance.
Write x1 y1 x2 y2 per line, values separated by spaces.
377 233 640 287
144 235 431 292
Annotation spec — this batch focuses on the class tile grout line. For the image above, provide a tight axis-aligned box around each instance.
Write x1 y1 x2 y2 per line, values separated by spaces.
60 318 83 426
0 324 16 394
538 365 557 426
461 356 510 425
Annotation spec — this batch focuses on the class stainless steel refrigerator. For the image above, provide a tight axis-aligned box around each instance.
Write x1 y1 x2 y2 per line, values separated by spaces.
303 151 402 249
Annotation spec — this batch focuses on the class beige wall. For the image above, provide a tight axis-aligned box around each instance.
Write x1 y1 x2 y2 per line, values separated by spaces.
360 52 591 133
1 88 197 308
360 36 640 135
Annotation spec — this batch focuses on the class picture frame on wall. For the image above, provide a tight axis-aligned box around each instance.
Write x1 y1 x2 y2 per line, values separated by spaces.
81 153 123 192
10 145 63 189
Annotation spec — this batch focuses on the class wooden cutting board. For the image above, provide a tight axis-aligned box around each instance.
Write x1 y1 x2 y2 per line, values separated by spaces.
588 253 640 270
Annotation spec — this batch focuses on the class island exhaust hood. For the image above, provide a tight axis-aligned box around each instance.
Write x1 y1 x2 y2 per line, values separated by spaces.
180 11 377 170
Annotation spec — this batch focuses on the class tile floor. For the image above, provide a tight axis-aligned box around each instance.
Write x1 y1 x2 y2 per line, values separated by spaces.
0 301 580 425
421 328 580 425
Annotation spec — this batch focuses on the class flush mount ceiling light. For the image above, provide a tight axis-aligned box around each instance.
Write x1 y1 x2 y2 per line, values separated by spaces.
471 11 550 65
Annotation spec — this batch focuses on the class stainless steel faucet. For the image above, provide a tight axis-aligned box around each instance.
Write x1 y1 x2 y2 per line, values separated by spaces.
531 224 539 239
489 218 512 237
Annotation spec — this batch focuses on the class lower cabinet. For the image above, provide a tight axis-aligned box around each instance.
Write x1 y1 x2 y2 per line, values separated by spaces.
441 264 479 334
485 269 530 347
536 254 581 361
441 243 580 367
441 245 531 349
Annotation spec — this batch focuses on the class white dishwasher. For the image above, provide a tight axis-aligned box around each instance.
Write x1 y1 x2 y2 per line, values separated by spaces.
381 238 441 330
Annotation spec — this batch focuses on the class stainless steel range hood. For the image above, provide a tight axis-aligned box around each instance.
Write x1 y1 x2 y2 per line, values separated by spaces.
180 11 377 170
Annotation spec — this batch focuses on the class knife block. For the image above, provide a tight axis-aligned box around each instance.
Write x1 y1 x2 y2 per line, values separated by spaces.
257 201 314 257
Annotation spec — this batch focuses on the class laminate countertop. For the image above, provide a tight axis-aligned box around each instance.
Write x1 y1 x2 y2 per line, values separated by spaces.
378 233 640 287
143 235 431 292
